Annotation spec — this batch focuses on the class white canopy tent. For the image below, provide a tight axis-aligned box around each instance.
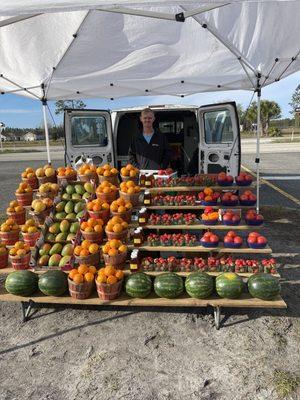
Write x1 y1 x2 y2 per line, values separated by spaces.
1 0 300 210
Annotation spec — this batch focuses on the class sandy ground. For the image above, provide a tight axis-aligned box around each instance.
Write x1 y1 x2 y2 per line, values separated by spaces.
0 207 299 400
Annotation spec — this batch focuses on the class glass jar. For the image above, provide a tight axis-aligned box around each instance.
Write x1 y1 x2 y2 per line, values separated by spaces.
133 227 143 247
140 174 146 187
138 207 148 226
143 190 151 206
145 173 154 188
130 249 140 272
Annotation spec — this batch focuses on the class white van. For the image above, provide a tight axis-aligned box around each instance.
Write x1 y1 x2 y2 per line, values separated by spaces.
64 102 241 176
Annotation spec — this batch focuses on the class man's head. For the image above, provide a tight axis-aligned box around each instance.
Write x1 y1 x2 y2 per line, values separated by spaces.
140 108 155 132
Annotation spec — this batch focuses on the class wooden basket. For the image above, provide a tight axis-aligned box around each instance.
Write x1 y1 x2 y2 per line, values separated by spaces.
0 252 8 269
22 231 41 247
105 228 128 242
75 252 100 266
22 176 39 190
98 175 119 186
88 209 110 223
68 278 95 300
7 210 26 225
57 174 77 185
0 230 20 246
80 229 103 244
37 175 57 185
15 192 33 207
121 175 139 184
78 173 98 184
96 278 123 300
110 209 132 223
119 191 140 206
103 251 127 267
28 209 51 225
9 252 31 270
36 191 58 200
96 191 118 204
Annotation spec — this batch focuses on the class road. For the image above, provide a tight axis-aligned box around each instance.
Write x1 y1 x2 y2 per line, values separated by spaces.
0 140 299 214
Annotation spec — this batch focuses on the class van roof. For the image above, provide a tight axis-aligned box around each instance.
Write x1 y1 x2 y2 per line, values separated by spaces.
113 104 198 113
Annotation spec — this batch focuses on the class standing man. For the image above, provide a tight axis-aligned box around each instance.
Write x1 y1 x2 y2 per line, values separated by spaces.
128 108 171 170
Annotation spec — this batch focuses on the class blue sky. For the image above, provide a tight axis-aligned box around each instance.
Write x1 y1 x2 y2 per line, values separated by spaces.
0 71 299 129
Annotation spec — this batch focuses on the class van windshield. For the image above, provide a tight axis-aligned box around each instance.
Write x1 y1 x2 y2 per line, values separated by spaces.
204 109 233 144
71 115 108 147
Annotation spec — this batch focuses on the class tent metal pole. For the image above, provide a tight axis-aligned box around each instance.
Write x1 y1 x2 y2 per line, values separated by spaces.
256 78 261 213
42 102 51 164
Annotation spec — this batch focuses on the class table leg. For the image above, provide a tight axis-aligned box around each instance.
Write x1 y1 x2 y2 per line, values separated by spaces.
21 299 35 322
213 306 221 330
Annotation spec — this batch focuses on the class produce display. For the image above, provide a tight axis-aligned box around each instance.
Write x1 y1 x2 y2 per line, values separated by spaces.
37 242 74 268
0 243 8 268
96 265 124 284
77 163 97 178
5 270 38 296
105 216 129 240
9 241 31 270
110 198 133 213
247 273 280 300
31 198 53 214
0 218 20 245
200 232 219 247
245 209 264 225
96 181 118 203
54 200 86 220
80 218 104 243
74 240 99 257
21 167 38 189
221 209 241 225
198 187 221 205
120 164 139 179
141 256 277 274
185 272 214 299
69 264 97 284
148 212 197 225
61 182 95 201
154 174 217 187
35 165 56 180
96 164 118 178
57 166 77 180
201 207 219 224
38 182 59 197
217 172 234 186
223 231 243 248
147 233 198 247
154 272 184 299
239 190 257 205
221 192 239 206
125 272 152 298
45 220 79 242
235 172 253 186
6 200 26 225
247 232 267 249
15 182 34 206
152 194 196 206
38 270 68 296
215 272 244 299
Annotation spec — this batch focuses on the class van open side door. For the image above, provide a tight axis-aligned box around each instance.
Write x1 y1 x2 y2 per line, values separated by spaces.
197 102 241 177
64 109 115 167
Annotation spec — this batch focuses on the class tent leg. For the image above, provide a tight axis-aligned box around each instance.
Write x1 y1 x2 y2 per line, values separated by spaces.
213 306 221 330
256 79 261 213
21 299 35 322
42 101 51 164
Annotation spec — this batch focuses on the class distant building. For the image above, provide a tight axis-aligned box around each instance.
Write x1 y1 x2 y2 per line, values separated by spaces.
23 132 44 141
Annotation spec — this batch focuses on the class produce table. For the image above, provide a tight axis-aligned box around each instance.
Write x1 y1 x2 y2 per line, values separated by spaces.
146 205 254 210
143 224 263 230
148 184 255 192
0 284 287 330
131 245 272 254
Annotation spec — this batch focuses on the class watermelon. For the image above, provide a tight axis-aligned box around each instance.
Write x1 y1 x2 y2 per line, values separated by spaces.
185 272 214 299
38 270 68 296
216 272 243 299
248 273 280 300
125 273 152 298
154 273 184 299
5 270 38 297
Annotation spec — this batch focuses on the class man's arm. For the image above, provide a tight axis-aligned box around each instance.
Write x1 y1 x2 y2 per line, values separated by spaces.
161 134 172 169
128 137 139 168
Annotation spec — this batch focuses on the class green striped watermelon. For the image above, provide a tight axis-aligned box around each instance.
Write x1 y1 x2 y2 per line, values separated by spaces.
248 273 280 300
125 273 152 298
154 273 184 299
5 270 38 297
216 272 243 299
185 272 214 299
38 270 68 296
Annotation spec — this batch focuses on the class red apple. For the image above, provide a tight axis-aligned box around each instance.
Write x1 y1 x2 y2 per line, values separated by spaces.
234 236 243 244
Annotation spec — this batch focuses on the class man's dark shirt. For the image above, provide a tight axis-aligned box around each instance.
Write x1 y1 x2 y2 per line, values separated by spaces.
128 130 171 170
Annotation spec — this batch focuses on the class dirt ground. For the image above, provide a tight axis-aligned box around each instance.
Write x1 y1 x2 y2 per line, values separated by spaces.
0 207 299 400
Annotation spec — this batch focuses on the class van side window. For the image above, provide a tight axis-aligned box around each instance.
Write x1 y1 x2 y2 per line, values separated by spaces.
204 110 233 144
71 116 108 147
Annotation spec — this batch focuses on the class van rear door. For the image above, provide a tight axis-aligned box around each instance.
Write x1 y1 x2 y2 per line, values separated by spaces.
197 102 240 177
64 109 115 167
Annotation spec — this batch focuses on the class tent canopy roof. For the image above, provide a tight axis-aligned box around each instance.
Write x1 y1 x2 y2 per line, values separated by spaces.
0 1 299 101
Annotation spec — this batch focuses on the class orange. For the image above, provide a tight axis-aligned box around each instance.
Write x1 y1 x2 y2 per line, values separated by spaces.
78 264 89 274
110 203 118 212
88 266 97 274
108 248 118 256
74 246 82 256
106 222 114 232
120 167 127 176
127 187 135 195
84 272 94 282
102 244 110 254
85 226 94 233
109 239 120 249
126 164 134 171
111 216 122 224
89 243 99 254
126 180 135 188
73 273 84 284
107 275 118 284
81 221 88 230
102 202 110 210
93 204 101 212
69 269 79 280
98 267 106 275
104 265 116 276
9 248 17 256
118 205 126 213
103 170 111 177
113 224 123 233
118 244 127 253
129 170 137 177
87 203 94 211
87 218 97 228
16 249 27 257
97 274 107 283
94 225 103 233
203 187 213 196
121 221 128 229
115 270 124 280
81 240 92 249
80 249 90 257
111 168 118 175
15 241 24 250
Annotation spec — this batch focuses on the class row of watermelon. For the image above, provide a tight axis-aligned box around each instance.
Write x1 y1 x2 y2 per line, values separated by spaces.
5 270 281 301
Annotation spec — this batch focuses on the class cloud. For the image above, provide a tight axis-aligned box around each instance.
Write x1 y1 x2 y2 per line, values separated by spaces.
0 108 40 114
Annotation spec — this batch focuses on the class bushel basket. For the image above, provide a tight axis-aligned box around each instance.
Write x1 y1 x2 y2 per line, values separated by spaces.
0 230 20 246
80 229 103 244
111 210 132 223
98 175 119 186
105 228 128 242
96 278 123 300
7 210 26 225
15 192 33 207
103 251 127 268
68 278 95 300
75 252 100 266
119 191 140 206
9 252 31 270
37 175 57 185
22 176 39 190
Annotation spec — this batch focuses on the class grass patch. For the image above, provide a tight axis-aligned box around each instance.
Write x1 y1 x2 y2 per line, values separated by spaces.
0 214 6 224
2 140 63 148
0 149 42 154
273 370 300 398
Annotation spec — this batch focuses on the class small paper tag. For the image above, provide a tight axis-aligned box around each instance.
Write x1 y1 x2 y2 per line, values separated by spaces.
130 264 138 270
134 238 141 244
139 218 146 223
145 181 151 186
144 199 150 204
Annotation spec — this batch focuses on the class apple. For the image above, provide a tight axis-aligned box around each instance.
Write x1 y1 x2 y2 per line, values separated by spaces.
257 236 267 244
234 236 243 244
224 236 233 244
